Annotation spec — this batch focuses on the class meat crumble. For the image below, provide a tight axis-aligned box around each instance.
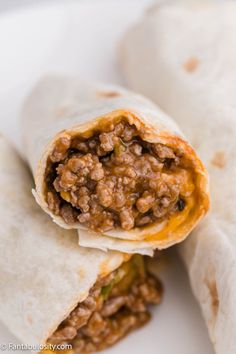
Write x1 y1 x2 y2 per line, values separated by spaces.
47 256 162 354
46 119 195 232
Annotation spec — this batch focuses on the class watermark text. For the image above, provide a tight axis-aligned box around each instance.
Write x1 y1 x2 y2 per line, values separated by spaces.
0 343 72 352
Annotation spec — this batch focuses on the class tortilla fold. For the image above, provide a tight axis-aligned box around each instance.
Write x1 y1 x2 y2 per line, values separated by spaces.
120 1 236 353
21 75 209 255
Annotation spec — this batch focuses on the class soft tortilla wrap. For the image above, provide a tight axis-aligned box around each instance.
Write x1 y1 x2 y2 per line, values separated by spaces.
21 76 209 255
0 134 135 350
120 1 236 353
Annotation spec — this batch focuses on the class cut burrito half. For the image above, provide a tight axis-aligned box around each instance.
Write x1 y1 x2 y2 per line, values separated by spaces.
21 76 209 255
0 135 162 353
120 1 236 353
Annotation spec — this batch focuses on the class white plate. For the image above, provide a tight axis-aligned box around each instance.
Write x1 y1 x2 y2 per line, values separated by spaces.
0 1 214 354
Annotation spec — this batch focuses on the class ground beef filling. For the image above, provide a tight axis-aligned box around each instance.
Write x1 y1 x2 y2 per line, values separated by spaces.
47 256 162 354
46 120 193 232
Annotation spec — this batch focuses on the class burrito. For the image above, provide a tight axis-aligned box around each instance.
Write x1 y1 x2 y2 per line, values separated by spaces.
120 1 236 353
21 76 209 255
0 135 162 353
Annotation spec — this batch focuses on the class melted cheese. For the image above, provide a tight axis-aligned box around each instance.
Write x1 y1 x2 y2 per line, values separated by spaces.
146 168 196 241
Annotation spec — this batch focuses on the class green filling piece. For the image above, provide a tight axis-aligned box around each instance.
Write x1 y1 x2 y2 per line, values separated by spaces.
101 255 145 299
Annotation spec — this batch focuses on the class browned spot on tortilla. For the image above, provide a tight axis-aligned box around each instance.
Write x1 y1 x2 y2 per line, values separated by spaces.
78 267 85 279
183 57 199 73
205 278 219 319
27 315 33 324
97 91 121 98
55 106 71 118
211 151 226 168
99 260 112 277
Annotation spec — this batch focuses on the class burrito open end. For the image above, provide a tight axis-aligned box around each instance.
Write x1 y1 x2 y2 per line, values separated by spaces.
0 135 162 354
48 119 196 232
46 255 162 354
21 76 209 253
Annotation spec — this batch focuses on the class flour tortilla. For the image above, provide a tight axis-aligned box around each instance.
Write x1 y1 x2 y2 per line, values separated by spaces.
21 75 209 254
0 135 127 348
120 1 236 353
